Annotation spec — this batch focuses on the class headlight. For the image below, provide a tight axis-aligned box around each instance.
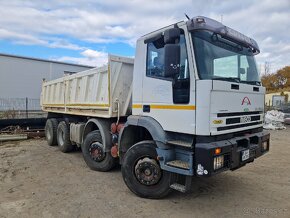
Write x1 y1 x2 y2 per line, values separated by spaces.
262 141 269 151
214 155 224 170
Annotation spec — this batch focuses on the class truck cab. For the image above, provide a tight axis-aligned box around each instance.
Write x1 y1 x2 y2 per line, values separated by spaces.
120 16 270 197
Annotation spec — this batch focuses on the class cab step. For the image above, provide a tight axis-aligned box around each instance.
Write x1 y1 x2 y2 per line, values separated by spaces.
166 160 190 170
170 176 192 193
156 147 194 176
170 183 186 193
167 140 192 148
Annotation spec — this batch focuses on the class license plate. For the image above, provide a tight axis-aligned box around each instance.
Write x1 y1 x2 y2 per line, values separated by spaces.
241 149 250 161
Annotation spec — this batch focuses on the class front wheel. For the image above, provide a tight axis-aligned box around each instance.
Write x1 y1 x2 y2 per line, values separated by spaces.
121 141 171 199
82 130 116 171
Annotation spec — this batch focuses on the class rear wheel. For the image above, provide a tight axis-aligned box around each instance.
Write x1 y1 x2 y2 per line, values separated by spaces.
45 118 58 146
82 130 116 171
57 121 74 153
121 141 171 199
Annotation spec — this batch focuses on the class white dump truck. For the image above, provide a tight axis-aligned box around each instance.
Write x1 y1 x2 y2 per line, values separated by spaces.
41 16 270 198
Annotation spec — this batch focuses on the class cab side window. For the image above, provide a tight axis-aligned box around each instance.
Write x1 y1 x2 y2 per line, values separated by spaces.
146 39 165 78
146 33 189 80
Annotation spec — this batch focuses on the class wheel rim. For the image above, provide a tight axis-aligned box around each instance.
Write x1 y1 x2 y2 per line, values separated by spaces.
134 157 162 186
89 142 106 162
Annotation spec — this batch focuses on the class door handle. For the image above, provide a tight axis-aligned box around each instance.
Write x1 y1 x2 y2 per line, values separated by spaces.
143 105 150 113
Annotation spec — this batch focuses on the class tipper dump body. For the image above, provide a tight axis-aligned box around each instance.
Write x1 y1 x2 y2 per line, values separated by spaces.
41 55 134 118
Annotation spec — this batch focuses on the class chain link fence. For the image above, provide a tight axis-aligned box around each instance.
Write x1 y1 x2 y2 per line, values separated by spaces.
266 102 290 112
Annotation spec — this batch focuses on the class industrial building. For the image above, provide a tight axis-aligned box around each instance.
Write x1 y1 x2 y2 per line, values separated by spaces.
265 91 290 106
0 53 93 111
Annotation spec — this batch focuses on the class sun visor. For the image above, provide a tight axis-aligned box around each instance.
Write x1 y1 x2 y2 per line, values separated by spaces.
187 16 260 54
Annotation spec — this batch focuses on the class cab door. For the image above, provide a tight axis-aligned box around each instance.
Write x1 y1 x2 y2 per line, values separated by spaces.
141 27 196 134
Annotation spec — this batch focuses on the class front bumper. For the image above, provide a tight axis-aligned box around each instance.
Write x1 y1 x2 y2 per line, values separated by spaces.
194 130 270 176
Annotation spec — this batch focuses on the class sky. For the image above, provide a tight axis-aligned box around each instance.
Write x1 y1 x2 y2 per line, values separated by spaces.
0 0 289 73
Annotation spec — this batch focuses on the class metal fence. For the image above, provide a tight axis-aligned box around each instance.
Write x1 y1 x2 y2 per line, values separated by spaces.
265 102 290 114
0 98 46 119
0 98 40 111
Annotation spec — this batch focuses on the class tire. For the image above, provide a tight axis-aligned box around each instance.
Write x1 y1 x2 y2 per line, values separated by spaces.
57 121 74 153
121 141 171 199
45 118 58 146
82 130 116 171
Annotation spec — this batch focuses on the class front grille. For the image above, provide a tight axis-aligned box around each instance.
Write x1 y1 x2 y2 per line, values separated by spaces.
217 121 263 131
217 111 262 117
226 115 261 124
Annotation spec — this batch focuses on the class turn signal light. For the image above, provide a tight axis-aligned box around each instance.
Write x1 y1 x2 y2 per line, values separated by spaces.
215 148 222 155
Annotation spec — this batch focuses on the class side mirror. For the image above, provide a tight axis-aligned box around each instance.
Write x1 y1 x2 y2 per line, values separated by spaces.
164 44 180 78
164 28 180 44
239 68 246 75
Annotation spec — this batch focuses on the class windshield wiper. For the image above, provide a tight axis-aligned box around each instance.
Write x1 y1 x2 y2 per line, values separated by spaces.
212 77 240 83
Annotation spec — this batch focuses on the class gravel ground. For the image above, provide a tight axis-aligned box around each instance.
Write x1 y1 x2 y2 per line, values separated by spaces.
0 128 289 218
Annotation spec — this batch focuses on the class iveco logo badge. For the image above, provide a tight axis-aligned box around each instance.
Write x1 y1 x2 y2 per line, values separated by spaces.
242 97 251 105
240 116 251 123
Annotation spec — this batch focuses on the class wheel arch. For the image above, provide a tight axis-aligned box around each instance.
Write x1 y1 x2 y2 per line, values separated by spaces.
119 116 169 162
83 118 112 151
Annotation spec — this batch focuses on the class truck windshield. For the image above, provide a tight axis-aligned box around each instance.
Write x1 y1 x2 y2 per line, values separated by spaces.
192 31 261 85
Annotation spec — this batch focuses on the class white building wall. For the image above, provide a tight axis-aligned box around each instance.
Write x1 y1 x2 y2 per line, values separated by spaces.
0 54 92 99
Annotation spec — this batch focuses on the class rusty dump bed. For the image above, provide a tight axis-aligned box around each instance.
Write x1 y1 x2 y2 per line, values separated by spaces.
41 55 134 118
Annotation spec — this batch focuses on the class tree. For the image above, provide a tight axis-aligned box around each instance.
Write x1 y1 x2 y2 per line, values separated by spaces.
261 66 290 92
277 66 290 88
